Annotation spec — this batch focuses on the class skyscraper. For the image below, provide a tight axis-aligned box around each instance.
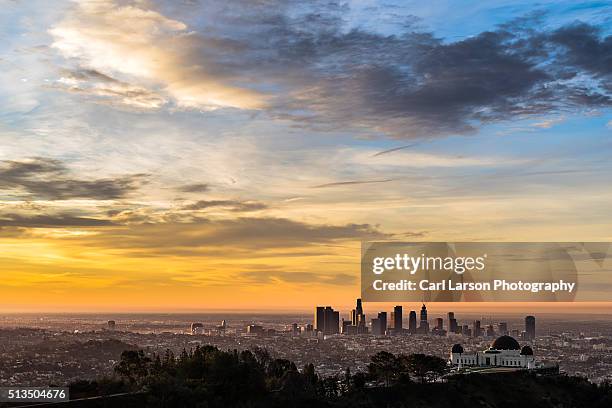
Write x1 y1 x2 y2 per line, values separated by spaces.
356 298 363 316
448 312 457 333
420 304 427 322
314 306 340 334
315 307 325 332
324 306 340 335
393 305 403 333
498 322 508 335
419 304 429 334
371 318 382 335
378 312 387 335
408 310 417 333
332 310 340 334
525 315 536 341
349 298 366 333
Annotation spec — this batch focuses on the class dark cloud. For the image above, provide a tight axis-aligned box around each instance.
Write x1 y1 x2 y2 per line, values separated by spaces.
177 183 210 193
78 216 390 252
52 2 612 137
168 2 612 137
0 157 148 200
549 23 612 90
312 179 394 188
0 213 113 227
182 199 267 212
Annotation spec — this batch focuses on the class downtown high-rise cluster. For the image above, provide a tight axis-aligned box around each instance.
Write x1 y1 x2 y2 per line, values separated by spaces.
314 299 536 341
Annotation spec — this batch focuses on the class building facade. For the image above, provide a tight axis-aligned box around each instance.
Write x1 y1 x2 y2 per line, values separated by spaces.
450 335 536 369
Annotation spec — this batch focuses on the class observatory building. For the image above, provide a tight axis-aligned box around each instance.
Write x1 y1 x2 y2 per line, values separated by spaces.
450 335 536 369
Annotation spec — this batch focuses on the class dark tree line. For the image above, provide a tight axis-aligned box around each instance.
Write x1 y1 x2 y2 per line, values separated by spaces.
66 346 612 408
103 346 448 406
368 351 448 385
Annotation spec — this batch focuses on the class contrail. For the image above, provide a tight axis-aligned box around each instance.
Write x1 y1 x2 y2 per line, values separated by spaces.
312 179 394 188
371 143 419 157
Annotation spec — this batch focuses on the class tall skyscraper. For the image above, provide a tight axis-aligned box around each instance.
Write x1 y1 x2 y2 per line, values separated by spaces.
378 312 387 335
315 307 325 332
408 310 417 333
448 312 457 333
420 304 428 322
349 298 366 333
314 306 339 334
498 322 508 335
332 310 340 334
525 315 536 341
419 304 429 334
323 306 340 335
393 305 403 333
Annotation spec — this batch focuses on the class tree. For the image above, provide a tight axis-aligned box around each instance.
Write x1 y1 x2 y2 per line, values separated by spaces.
268 358 297 379
342 367 351 394
114 350 151 384
368 351 401 386
401 353 448 383
352 372 367 391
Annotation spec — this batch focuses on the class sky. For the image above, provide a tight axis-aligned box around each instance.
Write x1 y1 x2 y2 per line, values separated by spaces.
0 0 611 313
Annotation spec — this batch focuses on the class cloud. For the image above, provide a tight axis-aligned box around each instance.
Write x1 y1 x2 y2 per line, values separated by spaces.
47 1 612 138
182 199 267 212
0 213 113 227
177 183 210 193
312 179 394 188
531 116 566 129
49 0 267 110
238 270 355 286
55 68 167 109
549 23 612 83
77 216 390 253
0 157 147 200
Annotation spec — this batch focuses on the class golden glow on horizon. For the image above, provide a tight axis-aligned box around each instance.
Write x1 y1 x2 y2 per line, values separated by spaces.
2 230 612 313
2 0 612 314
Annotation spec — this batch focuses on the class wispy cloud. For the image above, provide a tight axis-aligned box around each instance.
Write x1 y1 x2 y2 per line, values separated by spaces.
0 157 148 200
0 213 112 227
177 183 210 193
49 0 268 110
311 179 394 188
182 199 267 212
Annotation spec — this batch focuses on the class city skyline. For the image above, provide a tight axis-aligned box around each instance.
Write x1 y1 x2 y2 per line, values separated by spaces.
312 299 538 340
1 0 612 312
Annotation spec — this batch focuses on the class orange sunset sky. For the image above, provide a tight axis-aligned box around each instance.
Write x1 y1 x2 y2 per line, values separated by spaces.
1 0 612 313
